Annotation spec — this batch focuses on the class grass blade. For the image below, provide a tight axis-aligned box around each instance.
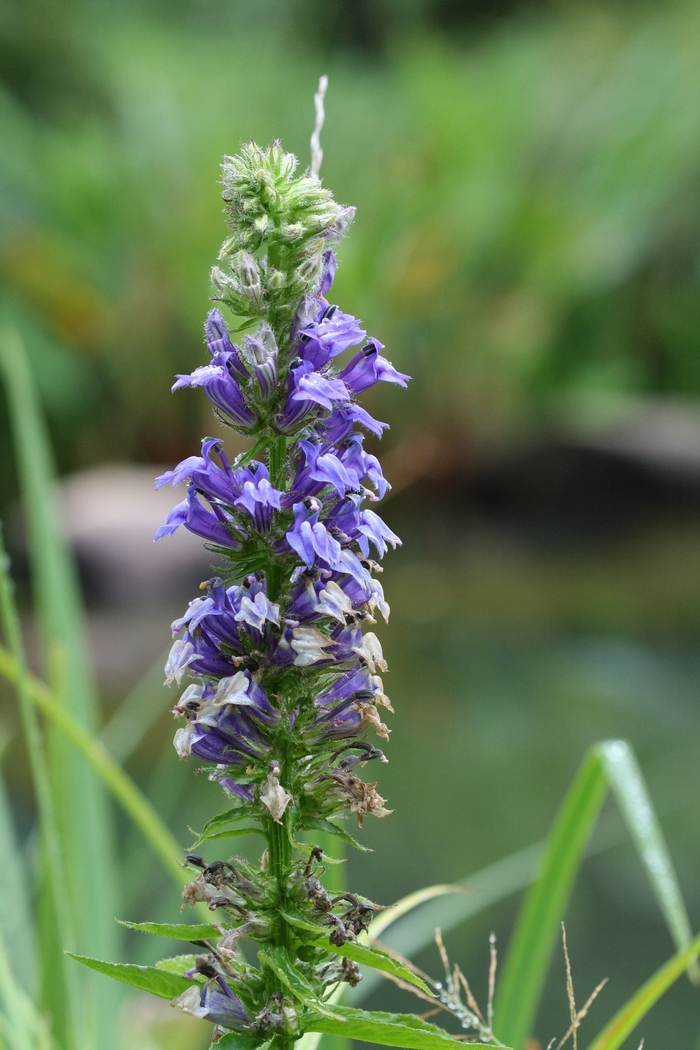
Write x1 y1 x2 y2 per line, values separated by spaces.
585 931 700 1050
495 739 697 1048
0 758 35 995
0 528 79 1050
494 747 608 1047
0 643 185 887
353 843 541 1003
0 927 52 1050
369 885 473 943
598 739 699 981
0 322 122 1050
98 649 172 763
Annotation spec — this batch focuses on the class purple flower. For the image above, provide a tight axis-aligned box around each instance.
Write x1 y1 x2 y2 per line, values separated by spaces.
338 339 410 394
289 362 350 411
154 485 241 547
285 502 342 569
205 309 248 381
233 463 282 534
174 979 252 1030
294 302 366 370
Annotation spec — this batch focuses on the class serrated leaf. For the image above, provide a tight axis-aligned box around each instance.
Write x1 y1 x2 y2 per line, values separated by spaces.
155 954 197 975
305 818 371 852
189 807 261 848
279 911 431 994
119 919 222 941
304 1004 496 1050
66 953 195 1000
336 941 432 996
216 1034 273 1050
258 947 343 1020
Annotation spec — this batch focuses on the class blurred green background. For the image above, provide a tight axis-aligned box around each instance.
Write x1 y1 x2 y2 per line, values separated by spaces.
3 0 700 1046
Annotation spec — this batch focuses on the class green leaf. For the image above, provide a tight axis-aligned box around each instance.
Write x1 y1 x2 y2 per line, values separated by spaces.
597 740 700 981
0 643 186 890
585 931 700 1050
0 323 120 1050
66 953 195 1000
304 1005 496 1050
155 955 197 975
0 760 35 993
334 941 432 996
368 885 472 943
190 807 261 848
0 527 80 1050
258 947 344 1020
495 739 698 1048
216 1034 273 1050
355 842 541 1004
119 920 222 941
279 912 431 995
304 818 371 852
494 746 608 1047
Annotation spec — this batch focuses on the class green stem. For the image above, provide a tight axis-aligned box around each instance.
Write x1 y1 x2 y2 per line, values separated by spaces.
266 807 295 1050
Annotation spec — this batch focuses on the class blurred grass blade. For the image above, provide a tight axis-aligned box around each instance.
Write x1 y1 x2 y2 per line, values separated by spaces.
585 931 700 1050
0 322 120 1050
597 739 699 981
99 649 172 763
495 739 696 1048
494 748 608 1047
0 528 79 1050
369 885 473 943
353 843 541 1003
0 642 185 887
0 757 35 995
0 926 52 1050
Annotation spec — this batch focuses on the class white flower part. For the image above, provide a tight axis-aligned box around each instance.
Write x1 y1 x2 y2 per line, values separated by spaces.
179 684 203 704
164 639 195 685
173 723 195 759
290 627 333 666
368 578 390 623
352 632 388 674
173 986 204 1018
260 768 292 823
234 592 280 632
313 580 354 622
370 674 394 713
214 672 251 707
171 596 208 634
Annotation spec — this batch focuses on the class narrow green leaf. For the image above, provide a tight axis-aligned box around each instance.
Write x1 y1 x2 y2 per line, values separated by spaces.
495 738 698 1048
203 827 265 844
258 947 343 1020
190 807 261 848
119 920 222 941
0 928 45 1050
0 760 35 993
0 324 119 1050
304 818 371 852
494 747 608 1048
585 932 700 1050
355 843 542 1004
0 643 185 888
98 651 172 763
155 955 197 975
305 1005 496 1050
66 954 194 1000
279 911 431 995
0 529 79 1050
369 885 472 943
598 739 699 982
